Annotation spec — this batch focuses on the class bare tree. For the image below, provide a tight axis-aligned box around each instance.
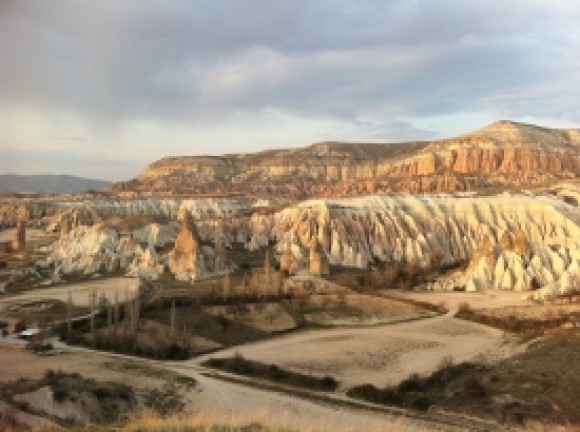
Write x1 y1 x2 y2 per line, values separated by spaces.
222 266 230 302
170 299 176 338
66 291 72 342
264 250 271 296
89 288 96 335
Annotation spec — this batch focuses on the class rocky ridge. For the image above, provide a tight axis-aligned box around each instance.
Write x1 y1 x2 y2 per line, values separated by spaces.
112 121 580 197
38 193 579 298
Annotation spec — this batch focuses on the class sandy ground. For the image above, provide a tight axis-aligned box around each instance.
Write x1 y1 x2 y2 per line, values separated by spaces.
204 302 297 332
194 313 518 389
0 347 438 432
303 293 431 326
194 290 530 390
0 289 533 431
395 289 532 312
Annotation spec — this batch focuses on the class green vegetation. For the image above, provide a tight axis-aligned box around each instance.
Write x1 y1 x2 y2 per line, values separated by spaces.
204 353 339 392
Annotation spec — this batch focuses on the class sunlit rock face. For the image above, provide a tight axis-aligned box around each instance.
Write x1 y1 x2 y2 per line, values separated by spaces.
40 192 579 298
110 120 580 197
167 209 206 281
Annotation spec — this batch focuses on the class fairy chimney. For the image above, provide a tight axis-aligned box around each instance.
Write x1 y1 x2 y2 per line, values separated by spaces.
168 209 205 281
13 219 26 252
60 214 72 238
309 238 329 276
279 245 297 275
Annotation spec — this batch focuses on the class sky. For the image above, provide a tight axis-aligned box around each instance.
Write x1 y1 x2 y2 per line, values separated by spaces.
1 1 580 181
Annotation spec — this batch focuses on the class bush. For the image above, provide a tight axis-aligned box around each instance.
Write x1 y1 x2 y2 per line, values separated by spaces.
204 355 339 392
398 373 423 393
267 364 289 381
457 302 472 314
463 376 487 398
320 375 338 390
14 319 26 334
409 395 431 411
348 361 479 411
143 381 185 416
52 386 69 403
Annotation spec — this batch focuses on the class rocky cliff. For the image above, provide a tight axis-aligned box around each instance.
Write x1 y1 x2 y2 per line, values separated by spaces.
39 191 579 298
112 120 580 197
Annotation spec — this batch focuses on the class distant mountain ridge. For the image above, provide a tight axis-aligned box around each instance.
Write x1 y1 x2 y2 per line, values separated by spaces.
112 120 580 197
0 174 111 194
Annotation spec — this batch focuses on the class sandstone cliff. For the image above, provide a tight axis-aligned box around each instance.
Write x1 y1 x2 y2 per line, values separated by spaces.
40 191 579 299
111 120 580 197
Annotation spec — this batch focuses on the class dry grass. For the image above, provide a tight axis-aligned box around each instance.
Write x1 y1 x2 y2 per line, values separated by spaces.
115 410 415 432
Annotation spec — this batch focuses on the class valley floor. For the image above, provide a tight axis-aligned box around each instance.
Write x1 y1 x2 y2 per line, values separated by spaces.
0 289 532 431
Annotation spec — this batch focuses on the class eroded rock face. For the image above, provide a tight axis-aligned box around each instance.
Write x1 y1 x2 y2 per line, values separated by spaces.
110 120 580 197
44 222 175 281
12 220 26 252
167 209 205 281
40 192 579 298
309 238 329 276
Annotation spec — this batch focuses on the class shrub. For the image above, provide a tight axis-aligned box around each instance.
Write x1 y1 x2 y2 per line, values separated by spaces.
267 364 289 381
398 373 423 393
143 381 185 416
320 375 338 390
463 376 487 398
409 395 431 411
14 319 26 333
457 302 472 314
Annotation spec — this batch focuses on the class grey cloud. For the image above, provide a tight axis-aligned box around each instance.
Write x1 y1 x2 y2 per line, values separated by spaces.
1 0 579 151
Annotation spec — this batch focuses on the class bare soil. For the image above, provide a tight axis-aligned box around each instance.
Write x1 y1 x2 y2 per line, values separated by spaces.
204 302 297 332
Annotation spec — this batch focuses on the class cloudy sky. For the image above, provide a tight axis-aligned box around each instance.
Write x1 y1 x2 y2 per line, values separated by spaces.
1 1 579 181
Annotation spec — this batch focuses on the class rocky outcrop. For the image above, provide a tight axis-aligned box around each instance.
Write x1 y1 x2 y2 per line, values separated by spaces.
43 222 177 281
12 220 26 252
38 191 579 297
111 120 580 197
309 238 329 276
167 209 205 281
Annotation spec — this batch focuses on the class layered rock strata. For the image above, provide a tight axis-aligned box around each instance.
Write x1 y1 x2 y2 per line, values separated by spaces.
111 121 580 197
40 193 579 298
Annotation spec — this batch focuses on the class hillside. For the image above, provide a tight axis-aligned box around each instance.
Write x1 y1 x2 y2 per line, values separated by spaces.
0 174 111 195
113 120 580 197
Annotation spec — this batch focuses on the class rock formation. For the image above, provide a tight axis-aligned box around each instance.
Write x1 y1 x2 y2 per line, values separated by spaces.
60 214 71 238
12 219 26 252
309 238 329 276
279 246 298 275
167 209 205 281
36 184 578 297
111 120 580 197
